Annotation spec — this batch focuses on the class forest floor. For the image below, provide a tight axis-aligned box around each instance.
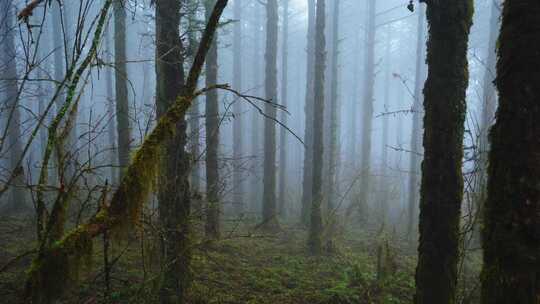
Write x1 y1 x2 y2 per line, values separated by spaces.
1 217 420 304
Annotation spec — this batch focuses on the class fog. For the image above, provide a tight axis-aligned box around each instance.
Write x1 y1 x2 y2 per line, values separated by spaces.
0 0 505 303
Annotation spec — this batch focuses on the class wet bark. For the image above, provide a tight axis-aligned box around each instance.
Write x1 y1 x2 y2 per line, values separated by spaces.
155 0 191 302
481 1 540 303
414 1 473 303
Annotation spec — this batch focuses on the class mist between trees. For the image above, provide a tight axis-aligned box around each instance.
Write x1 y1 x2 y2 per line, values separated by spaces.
1 0 538 303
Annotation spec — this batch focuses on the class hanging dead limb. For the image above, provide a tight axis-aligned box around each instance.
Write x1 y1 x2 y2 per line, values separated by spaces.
24 1 229 302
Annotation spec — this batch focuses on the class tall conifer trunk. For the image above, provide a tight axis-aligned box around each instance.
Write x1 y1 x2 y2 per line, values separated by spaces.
155 0 191 301
113 0 131 176
407 4 426 241
278 0 289 218
481 1 540 302
204 0 221 239
308 0 326 255
232 0 243 215
261 0 279 231
414 1 473 303
0 0 26 213
300 0 316 226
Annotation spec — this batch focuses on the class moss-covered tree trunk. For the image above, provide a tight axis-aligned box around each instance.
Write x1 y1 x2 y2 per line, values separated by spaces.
308 0 326 255
261 0 279 231
155 0 191 302
113 0 131 176
481 1 540 303
204 0 221 239
414 1 473 303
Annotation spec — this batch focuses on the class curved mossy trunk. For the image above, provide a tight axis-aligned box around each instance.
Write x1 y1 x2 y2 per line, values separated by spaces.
113 0 131 176
414 1 473 304
155 0 191 302
300 0 316 226
261 0 279 231
204 0 221 239
481 1 540 303
308 0 326 255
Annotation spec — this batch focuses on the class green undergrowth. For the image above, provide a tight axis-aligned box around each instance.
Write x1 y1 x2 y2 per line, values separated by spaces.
104 228 416 304
1 219 417 304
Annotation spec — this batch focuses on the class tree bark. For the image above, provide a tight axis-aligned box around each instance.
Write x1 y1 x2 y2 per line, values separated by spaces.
414 1 473 303
407 4 426 242
204 0 221 239
249 3 263 214
356 0 376 223
261 0 279 231
155 0 190 301
0 0 27 213
481 1 540 302
300 0 316 226
105 23 118 186
232 0 243 215
308 0 326 255
326 0 340 214
278 0 289 218
113 0 131 177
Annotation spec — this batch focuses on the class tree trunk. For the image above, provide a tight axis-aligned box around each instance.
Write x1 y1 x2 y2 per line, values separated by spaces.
300 0 316 226
356 0 376 223
379 30 391 227
414 1 473 303
481 1 540 302
407 4 426 242
250 3 263 214
308 0 326 255
204 0 220 239
473 0 500 245
261 0 279 231
155 0 191 302
232 0 243 215
0 0 27 213
113 0 131 177
326 0 339 214
105 24 117 186
278 0 289 218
